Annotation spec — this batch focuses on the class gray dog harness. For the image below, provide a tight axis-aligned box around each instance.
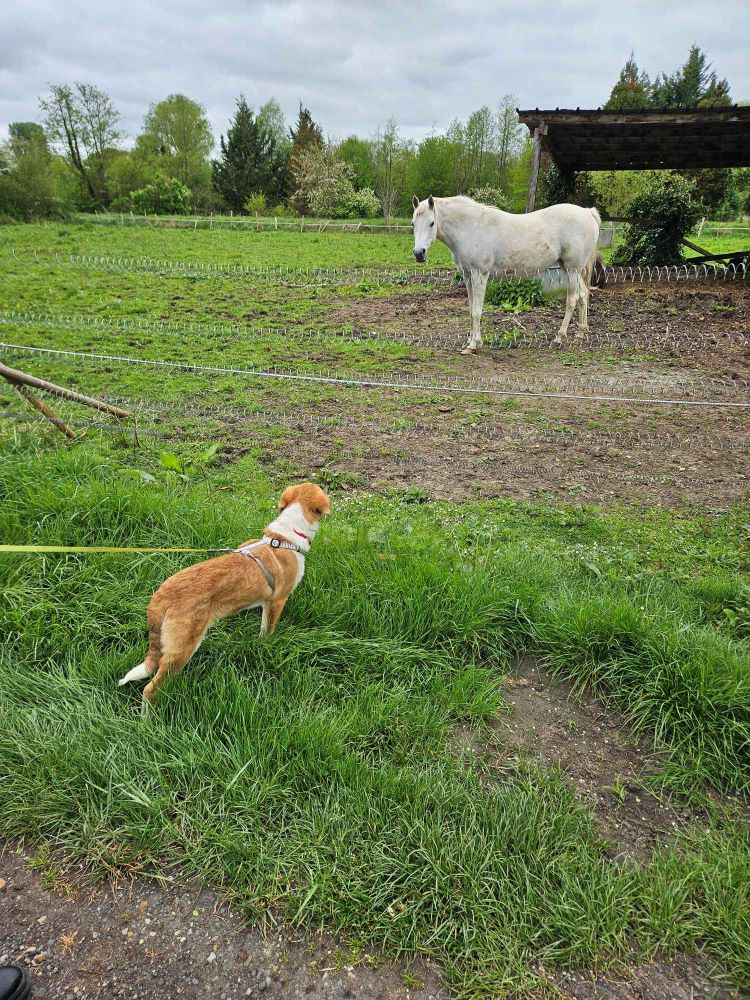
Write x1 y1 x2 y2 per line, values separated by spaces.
235 536 302 594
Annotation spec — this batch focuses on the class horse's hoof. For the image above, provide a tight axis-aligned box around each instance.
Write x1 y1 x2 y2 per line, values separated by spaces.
552 337 562 346
459 347 477 355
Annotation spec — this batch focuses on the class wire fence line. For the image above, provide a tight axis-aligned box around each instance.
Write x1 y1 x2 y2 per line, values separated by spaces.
7 249 749 288
1 340 748 407
3 308 747 355
3 398 745 454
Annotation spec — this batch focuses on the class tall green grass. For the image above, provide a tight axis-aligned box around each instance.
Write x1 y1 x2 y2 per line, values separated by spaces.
1 441 748 995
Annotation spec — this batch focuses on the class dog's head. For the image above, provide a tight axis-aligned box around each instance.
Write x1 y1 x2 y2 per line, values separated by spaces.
278 482 331 523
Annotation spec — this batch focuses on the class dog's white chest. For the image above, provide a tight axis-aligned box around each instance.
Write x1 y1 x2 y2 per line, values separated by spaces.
293 552 305 587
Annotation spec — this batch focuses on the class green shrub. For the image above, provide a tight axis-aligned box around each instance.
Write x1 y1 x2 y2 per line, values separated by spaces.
345 186 381 218
130 173 192 215
485 276 544 310
612 175 703 266
244 191 268 215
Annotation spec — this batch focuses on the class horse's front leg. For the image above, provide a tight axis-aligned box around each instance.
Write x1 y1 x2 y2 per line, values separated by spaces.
461 270 488 355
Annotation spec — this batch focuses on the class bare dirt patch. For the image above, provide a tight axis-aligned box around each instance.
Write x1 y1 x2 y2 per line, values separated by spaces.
496 658 683 861
0 846 444 1000
240 281 749 507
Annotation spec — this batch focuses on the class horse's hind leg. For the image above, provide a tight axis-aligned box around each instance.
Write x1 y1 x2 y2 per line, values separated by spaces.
553 272 579 345
575 274 589 338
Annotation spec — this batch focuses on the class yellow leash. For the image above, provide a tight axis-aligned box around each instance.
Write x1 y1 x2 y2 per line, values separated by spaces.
0 544 231 555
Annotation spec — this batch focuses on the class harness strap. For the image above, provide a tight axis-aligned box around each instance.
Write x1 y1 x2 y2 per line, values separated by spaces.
235 536 303 595
240 547 276 593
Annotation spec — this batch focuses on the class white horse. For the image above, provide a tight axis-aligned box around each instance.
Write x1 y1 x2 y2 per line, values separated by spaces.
411 195 601 354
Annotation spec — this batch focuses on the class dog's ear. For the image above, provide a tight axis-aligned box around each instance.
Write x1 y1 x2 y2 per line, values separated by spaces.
278 485 297 511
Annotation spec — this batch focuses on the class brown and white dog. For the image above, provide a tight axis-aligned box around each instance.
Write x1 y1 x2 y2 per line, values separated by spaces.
118 483 331 713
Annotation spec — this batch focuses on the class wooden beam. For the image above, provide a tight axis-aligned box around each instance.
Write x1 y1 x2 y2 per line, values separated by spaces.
526 123 546 213
0 362 129 418
10 382 76 439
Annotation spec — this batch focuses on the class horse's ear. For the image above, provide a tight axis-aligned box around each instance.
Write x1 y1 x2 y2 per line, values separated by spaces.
412 195 419 210
428 195 435 209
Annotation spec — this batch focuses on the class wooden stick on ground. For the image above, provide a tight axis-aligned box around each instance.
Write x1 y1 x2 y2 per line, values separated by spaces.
0 362 130 419
10 382 76 439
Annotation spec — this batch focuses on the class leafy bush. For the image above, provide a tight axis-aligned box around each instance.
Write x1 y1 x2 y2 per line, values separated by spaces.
612 175 703 266
485 276 544 310
269 202 294 217
244 191 268 215
469 186 510 210
345 186 381 218
130 173 192 215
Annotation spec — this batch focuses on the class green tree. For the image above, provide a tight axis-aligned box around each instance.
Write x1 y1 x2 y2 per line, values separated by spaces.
40 82 122 207
140 94 213 194
372 118 413 220
257 99 290 157
0 124 66 219
338 135 375 190
612 174 703 265
407 136 457 199
605 52 651 109
495 94 524 185
651 45 731 107
287 105 324 210
212 95 286 211
291 144 355 217
8 122 47 156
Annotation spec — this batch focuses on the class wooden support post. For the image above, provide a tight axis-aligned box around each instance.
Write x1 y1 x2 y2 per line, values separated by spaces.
0 362 129 418
10 382 76 439
525 123 547 213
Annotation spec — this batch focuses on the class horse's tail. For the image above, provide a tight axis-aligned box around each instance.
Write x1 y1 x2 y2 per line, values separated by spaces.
584 249 605 289
588 206 602 229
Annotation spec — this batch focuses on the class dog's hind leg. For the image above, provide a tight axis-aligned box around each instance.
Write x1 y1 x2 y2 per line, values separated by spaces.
141 611 209 715
118 615 161 686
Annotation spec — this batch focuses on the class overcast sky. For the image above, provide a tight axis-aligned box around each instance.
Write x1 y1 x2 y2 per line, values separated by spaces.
2 0 748 146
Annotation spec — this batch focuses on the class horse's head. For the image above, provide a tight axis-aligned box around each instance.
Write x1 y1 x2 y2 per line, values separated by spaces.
411 195 437 263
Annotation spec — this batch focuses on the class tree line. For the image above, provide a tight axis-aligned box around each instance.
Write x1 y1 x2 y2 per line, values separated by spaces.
0 87 529 221
1 45 746 222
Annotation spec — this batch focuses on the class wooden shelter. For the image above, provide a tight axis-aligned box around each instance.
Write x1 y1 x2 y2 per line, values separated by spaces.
517 106 750 213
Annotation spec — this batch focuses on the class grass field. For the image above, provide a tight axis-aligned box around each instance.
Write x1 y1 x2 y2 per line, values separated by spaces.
1 220 749 997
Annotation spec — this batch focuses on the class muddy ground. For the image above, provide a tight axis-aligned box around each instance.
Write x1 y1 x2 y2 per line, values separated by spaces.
2 657 743 1000
215 281 749 507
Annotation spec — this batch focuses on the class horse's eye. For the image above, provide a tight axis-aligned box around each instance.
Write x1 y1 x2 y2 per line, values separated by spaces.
430 221 435 227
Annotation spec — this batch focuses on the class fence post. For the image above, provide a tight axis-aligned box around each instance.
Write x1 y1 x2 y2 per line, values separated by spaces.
697 217 706 237
210 212 213 229
274 217 278 230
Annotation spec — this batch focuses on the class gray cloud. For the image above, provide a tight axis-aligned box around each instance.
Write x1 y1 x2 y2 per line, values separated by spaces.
1 0 748 145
